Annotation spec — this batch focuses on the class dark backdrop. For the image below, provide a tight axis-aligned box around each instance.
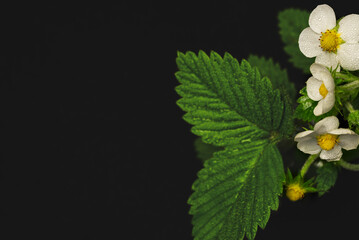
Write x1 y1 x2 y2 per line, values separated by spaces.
1 1 359 239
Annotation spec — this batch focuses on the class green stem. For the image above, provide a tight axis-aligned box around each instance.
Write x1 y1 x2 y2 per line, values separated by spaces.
338 80 359 91
300 154 319 178
338 159 359 171
344 101 355 113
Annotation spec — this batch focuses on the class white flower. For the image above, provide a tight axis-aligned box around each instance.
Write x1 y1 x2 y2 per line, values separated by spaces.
294 116 359 161
298 4 359 71
306 63 335 116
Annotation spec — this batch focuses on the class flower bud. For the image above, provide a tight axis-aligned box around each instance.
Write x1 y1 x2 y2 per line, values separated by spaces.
286 183 306 201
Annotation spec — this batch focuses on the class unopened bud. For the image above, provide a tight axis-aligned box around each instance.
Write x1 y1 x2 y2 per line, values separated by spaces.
286 183 306 201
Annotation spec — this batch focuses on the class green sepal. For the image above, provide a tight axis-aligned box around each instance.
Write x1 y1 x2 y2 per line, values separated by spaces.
304 187 319 193
285 168 294 183
285 169 318 193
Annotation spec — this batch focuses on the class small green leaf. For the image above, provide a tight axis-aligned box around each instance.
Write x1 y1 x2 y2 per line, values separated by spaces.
316 162 339 197
278 9 314 73
294 87 337 122
247 55 297 102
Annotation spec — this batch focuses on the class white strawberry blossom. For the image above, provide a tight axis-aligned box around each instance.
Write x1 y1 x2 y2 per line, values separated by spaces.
306 63 335 116
294 116 359 161
299 4 359 71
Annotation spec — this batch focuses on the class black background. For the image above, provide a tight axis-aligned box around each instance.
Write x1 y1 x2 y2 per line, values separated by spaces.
2 1 359 239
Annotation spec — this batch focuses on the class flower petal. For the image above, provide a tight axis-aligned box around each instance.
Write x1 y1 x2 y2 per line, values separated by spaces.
337 43 359 71
338 133 359 150
297 138 322 155
314 116 339 134
315 52 340 71
310 63 332 80
328 128 356 135
309 4 336 34
320 144 342 161
323 91 335 107
298 27 322 57
310 63 335 91
338 14 359 43
294 130 315 142
313 100 324 116
306 77 323 101
322 75 335 92
313 92 335 116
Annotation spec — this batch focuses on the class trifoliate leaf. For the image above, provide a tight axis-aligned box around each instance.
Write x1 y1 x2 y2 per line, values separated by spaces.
194 137 223 163
316 162 339 197
247 55 296 102
175 51 292 240
294 87 337 122
278 9 314 74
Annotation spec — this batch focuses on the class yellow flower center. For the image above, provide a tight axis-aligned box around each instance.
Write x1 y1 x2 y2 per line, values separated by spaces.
319 82 328 98
286 184 305 201
319 29 343 53
316 133 339 150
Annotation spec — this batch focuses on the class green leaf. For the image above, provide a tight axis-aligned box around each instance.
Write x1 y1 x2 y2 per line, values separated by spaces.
348 110 359 128
175 51 291 240
278 8 314 73
347 95 359 133
189 141 284 240
294 87 337 122
176 51 294 142
316 162 339 196
247 55 297 102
